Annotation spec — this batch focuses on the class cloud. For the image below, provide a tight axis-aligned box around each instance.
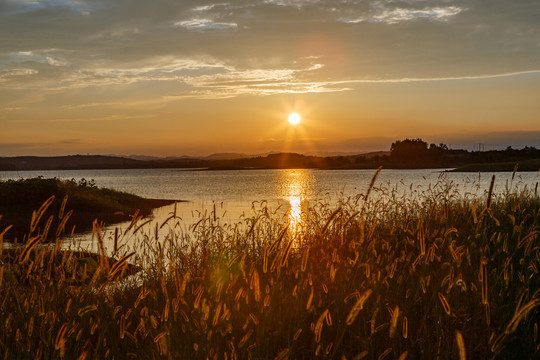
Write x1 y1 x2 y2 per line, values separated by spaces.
263 0 321 7
8 114 158 124
186 82 352 98
0 68 38 81
340 69 540 84
341 6 465 24
2 52 539 99
191 4 231 12
87 27 141 40
175 19 238 32
0 58 226 89
9 50 69 66
0 52 345 97
60 102 116 109
1 0 91 16
0 1 538 98
1 107 25 111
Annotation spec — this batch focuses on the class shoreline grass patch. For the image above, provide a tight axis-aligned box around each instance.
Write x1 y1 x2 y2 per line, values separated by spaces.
0 177 178 242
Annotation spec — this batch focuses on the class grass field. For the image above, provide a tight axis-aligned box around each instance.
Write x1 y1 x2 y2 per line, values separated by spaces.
0 172 539 359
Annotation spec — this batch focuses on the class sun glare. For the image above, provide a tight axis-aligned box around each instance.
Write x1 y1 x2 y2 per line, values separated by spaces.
288 112 301 125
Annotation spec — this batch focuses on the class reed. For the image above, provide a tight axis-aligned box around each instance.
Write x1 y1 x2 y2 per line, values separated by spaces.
0 174 539 359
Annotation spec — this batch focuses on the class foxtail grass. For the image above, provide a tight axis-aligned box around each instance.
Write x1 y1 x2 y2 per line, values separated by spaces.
0 173 539 359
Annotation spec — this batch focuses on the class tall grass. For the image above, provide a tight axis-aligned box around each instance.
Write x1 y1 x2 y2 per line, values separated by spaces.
0 174 539 359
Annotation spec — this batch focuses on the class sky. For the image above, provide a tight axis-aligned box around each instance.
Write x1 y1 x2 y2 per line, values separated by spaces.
1 0 539 157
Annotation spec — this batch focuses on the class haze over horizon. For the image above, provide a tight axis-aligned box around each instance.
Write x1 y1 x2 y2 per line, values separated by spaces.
1 1 539 157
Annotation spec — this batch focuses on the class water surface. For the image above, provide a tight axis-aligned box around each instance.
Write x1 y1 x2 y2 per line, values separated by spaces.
2 168 538 253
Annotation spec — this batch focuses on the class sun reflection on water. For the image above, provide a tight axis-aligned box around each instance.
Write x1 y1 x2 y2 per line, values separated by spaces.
288 193 302 232
281 170 313 238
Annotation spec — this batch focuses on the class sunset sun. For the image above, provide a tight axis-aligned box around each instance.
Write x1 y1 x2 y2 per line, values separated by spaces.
288 112 301 125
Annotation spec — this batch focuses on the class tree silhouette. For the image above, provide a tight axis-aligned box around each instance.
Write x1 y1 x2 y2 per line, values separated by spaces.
390 138 429 162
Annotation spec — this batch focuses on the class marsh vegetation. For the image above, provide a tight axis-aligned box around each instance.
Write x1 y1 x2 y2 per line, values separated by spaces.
0 171 539 359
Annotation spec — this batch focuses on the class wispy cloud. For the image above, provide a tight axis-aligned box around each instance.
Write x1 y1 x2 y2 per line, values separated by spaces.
1 107 25 111
87 27 141 41
2 0 90 16
341 6 465 24
2 50 539 99
190 69 540 97
264 0 321 7
0 58 226 90
60 102 118 109
0 54 338 97
186 82 353 98
179 63 349 97
341 69 540 84
8 114 158 124
175 19 238 32
0 68 38 81
10 50 69 66
191 4 229 12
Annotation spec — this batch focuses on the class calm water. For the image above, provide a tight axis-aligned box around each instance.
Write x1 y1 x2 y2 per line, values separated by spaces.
2 168 539 252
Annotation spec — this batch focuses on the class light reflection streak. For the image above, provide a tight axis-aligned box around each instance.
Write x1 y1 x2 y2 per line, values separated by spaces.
288 193 303 234
282 169 313 239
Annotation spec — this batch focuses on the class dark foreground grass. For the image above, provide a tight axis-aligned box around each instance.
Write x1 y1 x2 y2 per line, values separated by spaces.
0 177 177 241
0 174 539 359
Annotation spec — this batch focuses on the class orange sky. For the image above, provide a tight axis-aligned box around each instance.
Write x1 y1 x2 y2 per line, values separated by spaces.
1 1 539 156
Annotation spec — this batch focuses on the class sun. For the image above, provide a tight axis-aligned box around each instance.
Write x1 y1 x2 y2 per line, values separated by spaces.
288 112 301 125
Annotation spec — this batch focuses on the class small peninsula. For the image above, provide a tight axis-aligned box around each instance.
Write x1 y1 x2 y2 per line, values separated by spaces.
0 177 179 242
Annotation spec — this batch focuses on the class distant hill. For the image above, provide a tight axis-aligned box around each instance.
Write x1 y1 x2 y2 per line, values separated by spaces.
203 153 252 160
0 155 143 171
126 155 162 161
306 150 390 158
107 150 389 162
1 142 539 171
360 151 391 159
207 153 326 169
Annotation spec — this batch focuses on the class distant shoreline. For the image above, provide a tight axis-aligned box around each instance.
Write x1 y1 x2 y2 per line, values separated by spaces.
1 148 539 172
3 164 539 172
448 158 540 172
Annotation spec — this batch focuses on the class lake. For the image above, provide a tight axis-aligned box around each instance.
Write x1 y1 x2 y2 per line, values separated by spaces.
1 168 539 253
